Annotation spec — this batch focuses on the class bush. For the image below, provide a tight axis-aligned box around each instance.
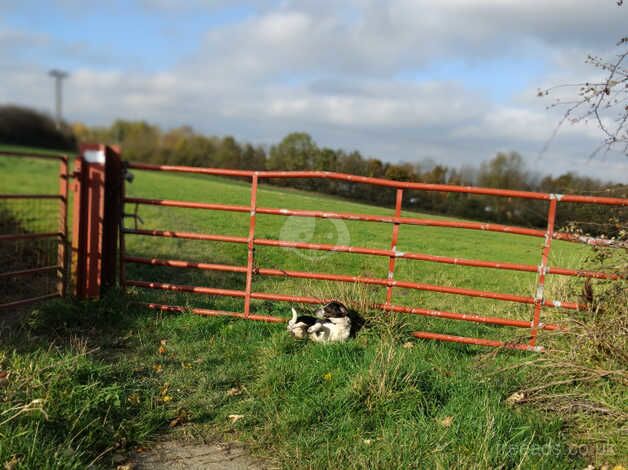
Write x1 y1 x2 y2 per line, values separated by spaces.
0 105 76 151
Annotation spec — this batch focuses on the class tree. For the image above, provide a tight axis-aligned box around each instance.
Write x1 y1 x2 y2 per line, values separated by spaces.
267 132 318 171
541 3 627 157
478 152 528 190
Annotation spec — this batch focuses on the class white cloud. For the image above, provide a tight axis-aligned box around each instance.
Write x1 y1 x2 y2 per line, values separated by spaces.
1 0 626 181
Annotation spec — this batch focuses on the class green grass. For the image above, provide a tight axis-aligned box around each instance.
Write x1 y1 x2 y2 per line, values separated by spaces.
1 149 624 468
0 297 580 469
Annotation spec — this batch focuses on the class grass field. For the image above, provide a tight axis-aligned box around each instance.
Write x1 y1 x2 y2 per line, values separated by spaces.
0 148 625 469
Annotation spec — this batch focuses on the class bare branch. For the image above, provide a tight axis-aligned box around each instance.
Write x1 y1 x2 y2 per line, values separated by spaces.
541 42 628 158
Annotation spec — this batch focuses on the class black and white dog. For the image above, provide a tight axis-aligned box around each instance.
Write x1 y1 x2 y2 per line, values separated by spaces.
287 301 364 343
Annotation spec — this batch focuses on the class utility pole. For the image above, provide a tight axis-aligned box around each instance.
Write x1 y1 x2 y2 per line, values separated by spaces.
48 69 69 127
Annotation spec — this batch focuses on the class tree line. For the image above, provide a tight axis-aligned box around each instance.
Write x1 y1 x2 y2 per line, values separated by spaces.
73 120 626 237
0 106 623 236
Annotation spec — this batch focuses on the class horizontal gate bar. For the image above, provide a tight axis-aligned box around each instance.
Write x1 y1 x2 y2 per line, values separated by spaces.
256 206 549 238
128 279 330 304
124 228 620 280
0 150 68 161
0 194 63 200
127 162 628 206
0 232 62 241
383 304 561 330
127 162 253 178
124 256 580 309
127 280 245 297
125 256 247 272
140 302 284 323
0 292 60 310
0 265 60 278
411 331 543 352
125 197 250 213
126 276 561 330
124 228 248 244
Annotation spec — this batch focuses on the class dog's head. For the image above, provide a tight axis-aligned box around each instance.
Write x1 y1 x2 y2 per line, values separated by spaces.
315 301 349 319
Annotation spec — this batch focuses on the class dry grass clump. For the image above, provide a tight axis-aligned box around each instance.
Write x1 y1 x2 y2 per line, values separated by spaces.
506 256 627 465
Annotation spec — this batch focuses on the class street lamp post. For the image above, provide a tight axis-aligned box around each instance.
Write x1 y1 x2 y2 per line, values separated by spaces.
48 69 69 127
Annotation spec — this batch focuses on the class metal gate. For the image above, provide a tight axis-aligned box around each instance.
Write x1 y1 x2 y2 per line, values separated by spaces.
119 162 626 352
0 150 69 310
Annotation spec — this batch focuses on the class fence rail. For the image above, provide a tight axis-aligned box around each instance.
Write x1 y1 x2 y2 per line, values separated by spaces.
121 162 627 352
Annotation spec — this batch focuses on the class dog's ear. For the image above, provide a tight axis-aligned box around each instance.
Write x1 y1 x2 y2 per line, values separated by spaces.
338 302 349 315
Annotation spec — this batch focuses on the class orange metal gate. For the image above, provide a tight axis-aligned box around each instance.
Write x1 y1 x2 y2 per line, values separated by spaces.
0 150 70 309
120 162 626 352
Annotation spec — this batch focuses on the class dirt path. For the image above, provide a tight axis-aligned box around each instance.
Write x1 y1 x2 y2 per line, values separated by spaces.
126 439 265 470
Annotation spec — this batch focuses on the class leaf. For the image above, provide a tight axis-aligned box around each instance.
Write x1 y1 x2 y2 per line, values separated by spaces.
116 464 135 470
0 371 8 388
505 392 525 406
4 455 21 470
228 414 244 423
226 387 242 397
438 416 453 427
169 411 187 428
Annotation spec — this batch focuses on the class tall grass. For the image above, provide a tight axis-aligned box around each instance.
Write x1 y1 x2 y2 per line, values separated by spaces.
500 250 627 466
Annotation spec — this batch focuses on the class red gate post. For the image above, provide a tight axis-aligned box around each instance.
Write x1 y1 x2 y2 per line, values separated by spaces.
57 156 70 296
72 144 121 299
119 161 128 291
71 156 88 297
101 145 122 290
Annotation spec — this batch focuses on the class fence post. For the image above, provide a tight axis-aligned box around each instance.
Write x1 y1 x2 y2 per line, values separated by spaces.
101 146 122 290
119 160 127 292
57 156 69 297
71 144 121 299
385 189 404 306
529 197 558 347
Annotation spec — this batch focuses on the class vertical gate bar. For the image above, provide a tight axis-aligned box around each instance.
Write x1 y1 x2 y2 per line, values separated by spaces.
57 157 69 296
385 189 404 306
119 164 127 290
243 174 259 317
530 197 558 346
101 146 122 290
71 157 87 297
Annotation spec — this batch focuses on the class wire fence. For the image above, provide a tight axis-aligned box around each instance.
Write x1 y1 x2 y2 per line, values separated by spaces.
0 151 69 310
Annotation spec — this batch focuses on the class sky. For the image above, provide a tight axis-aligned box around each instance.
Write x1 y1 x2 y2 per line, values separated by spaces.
1 0 627 182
